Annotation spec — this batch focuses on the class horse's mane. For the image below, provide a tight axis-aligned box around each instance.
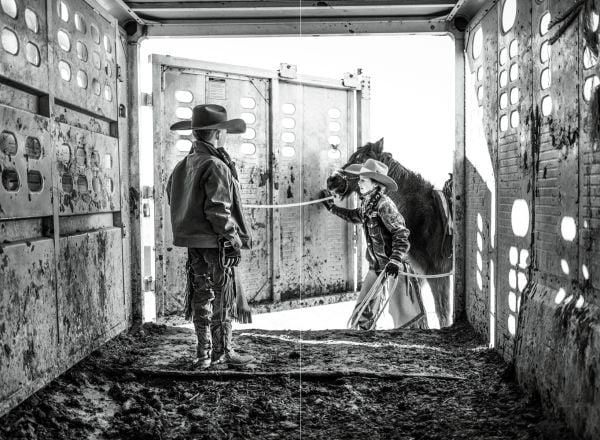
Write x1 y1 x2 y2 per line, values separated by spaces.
378 152 435 195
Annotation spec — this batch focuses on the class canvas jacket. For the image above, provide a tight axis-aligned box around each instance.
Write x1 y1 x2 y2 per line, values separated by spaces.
167 140 252 250
330 192 410 271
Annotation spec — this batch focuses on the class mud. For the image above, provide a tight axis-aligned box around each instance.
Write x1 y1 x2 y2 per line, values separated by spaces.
0 321 576 440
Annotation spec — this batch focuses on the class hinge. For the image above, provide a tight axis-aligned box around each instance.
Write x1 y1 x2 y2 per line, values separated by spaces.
360 76 371 100
117 64 123 82
142 185 154 199
141 93 152 106
343 72 359 88
161 66 166 91
279 63 297 79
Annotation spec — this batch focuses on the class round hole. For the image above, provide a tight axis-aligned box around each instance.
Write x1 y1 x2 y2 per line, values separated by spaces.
105 178 113 193
476 271 483 290
540 68 551 90
508 315 516 335
104 154 112 169
74 13 86 34
240 113 256 124
509 63 519 82
0 131 17 155
510 111 520 128
582 264 589 280
509 269 517 289
92 51 101 69
477 66 483 81
500 115 508 131
92 176 101 192
540 12 551 36
540 41 550 63
175 139 192 152
103 35 111 54
2 168 19 191
511 199 529 237
1 27 19 55
328 108 341 119
25 42 40 66
590 10 599 32
282 117 295 129
541 95 553 116
583 75 600 101
499 70 508 87
240 142 256 155
283 103 296 115
560 216 577 241
500 92 508 109
175 107 192 119
508 292 517 312
27 170 43 192
77 175 88 193
176 129 192 136
584 46 598 69
282 132 295 143
104 85 112 102
509 39 519 58
477 86 483 103
509 246 518 265
328 148 341 160
76 70 87 89
76 41 88 61
57 29 71 52
58 60 71 81
90 151 99 167
58 1 69 22
477 213 483 231
90 24 100 44
472 27 483 59
61 173 73 192
554 288 566 304
75 147 86 166
282 146 295 158
240 97 256 109
92 78 100 96
1 0 17 19
105 63 112 78
519 249 530 269
25 9 38 33
499 48 508 66
477 231 483 251
501 0 517 33
57 143 71 163
241 128 256 140
25 136 41 159
575 296 585 309
175 90 193 103
517 272 527 292
477 252 483 271
561 259 570 275
328 135 341 146
510 87 519 105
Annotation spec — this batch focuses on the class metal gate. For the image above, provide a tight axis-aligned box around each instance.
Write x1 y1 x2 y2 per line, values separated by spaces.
151 56 362 315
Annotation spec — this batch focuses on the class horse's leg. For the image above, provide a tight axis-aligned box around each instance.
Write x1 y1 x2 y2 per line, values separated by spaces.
428 275 451 327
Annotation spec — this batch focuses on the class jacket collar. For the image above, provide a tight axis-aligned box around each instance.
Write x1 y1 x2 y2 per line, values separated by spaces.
192 139 217 155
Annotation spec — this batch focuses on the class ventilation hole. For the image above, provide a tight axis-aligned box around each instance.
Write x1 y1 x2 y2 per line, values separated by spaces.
77 175 88 193
0 131 17 155
501 0 517 33
477 231 483 251
104 85 112 102
511 199 529 237
510 87 519 104
540 68 551 90
283 103 296 115
500 93 508 109
519 249 529 269
58 60 71 81
476 252 483 271
242 128 256 140
540 12 551 36
564 295 574 304
74 13 86 33
57 29 70 52
75 147 86 166
90 23 100 44
1 168 19 191
499 48 508 66
282 117 295 129
240 143 256 155
583 75 600 101
509 63 519 82
509 247 518 265
240 97 256 109
328 135 341 146
328 148 341 160
590 10 599 32
472 27 483 59
92 78 100 96
477 86 483 103
554 288 566 304
92 176 101 192
584 220 589 228
509 292 517 312
477 213 483 231
105 63 112 78
582 264 589 280
61 173 73 192
477 66 483 81
499 70 508 87
27 170 42 192
58 0 69 21
103 35 112 54
176 129 192 136
517 272 527 292
328 122 341 132
561 259 570 275
92 51 100 69
25 42 39 66
328 108 341 119
281 146 295 157
541 95 552 116
509 269 517 289
575 296 585 308
76 70 87 89
175 90 193 103
508 315 516 335
25 136 41 159
76 41 87 61
240 112 256 124
105 154 112 169
57 143 71 163
25 8 38 33
584 46 598 69
1 0 17 19
105 178 113 193
90 151 99 167
510 111 519 128
281 132 295 143
540 41 550 63
476 271 483 290
175 107 192 119
1 27 18 55
500 115 508 131
175 139 192 152
509 39 519 58
560 216 577 241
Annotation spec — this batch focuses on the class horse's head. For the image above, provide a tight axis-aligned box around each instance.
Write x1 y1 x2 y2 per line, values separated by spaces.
326 138 386 199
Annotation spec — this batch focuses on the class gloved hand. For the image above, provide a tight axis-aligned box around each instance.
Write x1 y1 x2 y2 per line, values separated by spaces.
384 260 400 278
319 189 335 211
218 238 241 268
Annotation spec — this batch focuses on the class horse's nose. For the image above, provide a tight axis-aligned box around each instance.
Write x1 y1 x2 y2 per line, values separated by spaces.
326 175 335 190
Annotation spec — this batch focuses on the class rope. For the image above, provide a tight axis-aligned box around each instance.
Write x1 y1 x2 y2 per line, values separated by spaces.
394 269 454 279
243 196 333 209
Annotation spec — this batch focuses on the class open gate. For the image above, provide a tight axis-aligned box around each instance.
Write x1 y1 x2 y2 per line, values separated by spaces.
151 56 365 315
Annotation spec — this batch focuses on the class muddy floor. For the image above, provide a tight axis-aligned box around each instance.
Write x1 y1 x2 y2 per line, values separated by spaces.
0 321 577 440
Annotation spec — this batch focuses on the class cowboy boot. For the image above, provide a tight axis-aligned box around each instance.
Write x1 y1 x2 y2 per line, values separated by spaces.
210 321 226 365
221 321 255 368
193 325 212 369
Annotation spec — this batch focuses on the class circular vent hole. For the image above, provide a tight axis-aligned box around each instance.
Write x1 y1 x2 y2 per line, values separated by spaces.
175 90 193 103
283 103 296 115
57 143 71 163
240 142 256 155
75 147 86 166
90 23 100 44
1 0 17 19
62 173 73 192
25 42 39 66
281 146 295 157
76 70 87 89
77 41 88 61
75 13 86 33
1 27 19 55
472 27 483 59
2 168 19 191
0 131 17 155
27 170 43 192
77 175 88 193
57 29 70 52
25 136 41 159
25 9 38 33
58 60 71 81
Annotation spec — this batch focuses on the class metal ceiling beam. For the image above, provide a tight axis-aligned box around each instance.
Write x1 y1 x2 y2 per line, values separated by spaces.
96 0 146 24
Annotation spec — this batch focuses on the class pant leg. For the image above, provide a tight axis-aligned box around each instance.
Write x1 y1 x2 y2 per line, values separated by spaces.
353 270 383 330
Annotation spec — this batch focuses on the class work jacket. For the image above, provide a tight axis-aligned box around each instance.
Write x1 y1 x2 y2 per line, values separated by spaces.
167 140 252 250
330 191 410 271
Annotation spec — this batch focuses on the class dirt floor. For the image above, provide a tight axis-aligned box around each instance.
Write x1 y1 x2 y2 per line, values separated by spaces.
0 321 578 440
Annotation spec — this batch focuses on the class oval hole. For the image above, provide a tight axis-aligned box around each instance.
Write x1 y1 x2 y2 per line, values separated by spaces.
92 51 100 69
501 0 517 33
540 12 551 36
509 246 518 265
500 115 508 131
1 27 18 55
74 13 86 33
2 168 19 191
61 173 73 192
477 213 483 231
540 41 550 63
281 132 295 143
472 27 483 59
77 175 88 193
477 66 483 81
328 148 341 160
329 121 341 132
57 143 71 163
92 176 101 192
25 9 38 33
541 95 553 116
510 87 519 104
328 108 341 119
1 0 17 18
477 86 483 103
328 135 341 146
90 151 99 167
560 216 576 241
509 269 517 289
240 97 256 109
509 63 519 82
477 252 483 271
105 62 112 78
176 107 192 119
75 148 86 166
500 93 508 109
58 0 69 22
27 170 43 192
57 29 70 52
499 70 508 87
25 136 41 159
511 199 529 237
583 75 600 101
237 113 254 125
241 128 256 140
92 78 100 96
476 271 483 291
176 129 192 136
509 39 519 58
0 131 17 155
590 10 599 32
103 34 111 54
175 139 191 152
499 48 508 66
104 85 112 102
281 146 295 158
282 117 295 129
283 103 296 115
25 42 39 66
240 142 256 155
508 291 517 312
555 288 566 304
517 272 527 292
58 60 71 81
175 90 193 103
510 110 519 128
477 232 483 251
76 41 88 61
76 70 87 89
105 154 112 169
582 264 590 280
540 68 551 90
105 178 113 193
561 259 570 275
519 249 529 269
584 46 598 69
90 23 100 44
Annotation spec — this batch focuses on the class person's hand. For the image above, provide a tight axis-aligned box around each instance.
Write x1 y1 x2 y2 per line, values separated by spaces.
319 189 335 210
219 239 241 268
384 261 400 278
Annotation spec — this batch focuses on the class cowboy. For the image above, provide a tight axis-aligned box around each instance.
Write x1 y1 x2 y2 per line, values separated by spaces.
321 159 426 330
167 104 255 369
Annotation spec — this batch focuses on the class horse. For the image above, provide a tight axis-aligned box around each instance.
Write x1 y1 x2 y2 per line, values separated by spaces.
327 138 454 327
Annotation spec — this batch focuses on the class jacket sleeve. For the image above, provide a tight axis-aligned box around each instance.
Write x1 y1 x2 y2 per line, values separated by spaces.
378 199 410 262
330 205 363 224
202 161 242 249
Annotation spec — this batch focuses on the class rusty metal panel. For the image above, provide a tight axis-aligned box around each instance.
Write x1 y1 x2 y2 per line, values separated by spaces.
0 239 57 415
50 0 117 120
57 228 124 363
53 122 120 215
0 0 49 93
0 106 52 220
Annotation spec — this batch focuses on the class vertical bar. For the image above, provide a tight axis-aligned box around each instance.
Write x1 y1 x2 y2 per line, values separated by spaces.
270 77 281 303
346 88 356 292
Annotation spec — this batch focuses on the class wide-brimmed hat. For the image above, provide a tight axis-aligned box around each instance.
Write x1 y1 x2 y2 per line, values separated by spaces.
169 104 246 133
346 158 398 192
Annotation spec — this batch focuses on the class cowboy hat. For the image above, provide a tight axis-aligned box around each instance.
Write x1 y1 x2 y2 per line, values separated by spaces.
346 158 398 192
169 104 246 133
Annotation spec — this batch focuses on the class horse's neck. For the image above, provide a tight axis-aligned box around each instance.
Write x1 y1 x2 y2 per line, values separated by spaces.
385 158 434 203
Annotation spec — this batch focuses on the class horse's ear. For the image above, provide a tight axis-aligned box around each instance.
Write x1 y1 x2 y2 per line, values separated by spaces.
373 138 384 154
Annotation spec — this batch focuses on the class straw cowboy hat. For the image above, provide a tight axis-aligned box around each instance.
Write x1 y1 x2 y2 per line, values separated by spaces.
347 158 398 192
170 104 246 133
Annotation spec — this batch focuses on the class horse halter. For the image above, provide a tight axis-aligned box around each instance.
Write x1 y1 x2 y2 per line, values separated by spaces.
331 168 359 194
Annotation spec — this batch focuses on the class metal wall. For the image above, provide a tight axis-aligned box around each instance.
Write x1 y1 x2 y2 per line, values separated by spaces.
0 0 131 416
